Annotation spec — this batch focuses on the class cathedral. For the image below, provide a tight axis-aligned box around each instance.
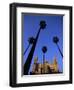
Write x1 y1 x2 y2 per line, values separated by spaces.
30 56 61 75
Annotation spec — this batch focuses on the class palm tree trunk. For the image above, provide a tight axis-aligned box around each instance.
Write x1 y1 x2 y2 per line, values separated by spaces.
24 44 30 55
24 28 41 75
43 54 45 73
56 43 63 58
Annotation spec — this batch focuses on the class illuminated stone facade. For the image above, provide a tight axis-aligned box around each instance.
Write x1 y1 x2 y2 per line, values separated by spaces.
30 56 60 74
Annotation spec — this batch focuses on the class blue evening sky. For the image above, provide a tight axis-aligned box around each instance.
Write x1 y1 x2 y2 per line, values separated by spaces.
22 14 63 73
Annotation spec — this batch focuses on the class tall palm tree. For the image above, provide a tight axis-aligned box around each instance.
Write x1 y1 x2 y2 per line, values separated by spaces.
42 46 47 73
42 46 47 61
53 36 63 58
24 20 46 75
24 37 35 55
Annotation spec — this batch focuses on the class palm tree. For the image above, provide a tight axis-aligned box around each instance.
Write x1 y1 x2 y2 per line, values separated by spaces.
24 37 35 55
53 36 63 58
24 20 46 75
42 46 47 53
40 21 46 29
42 46 47 73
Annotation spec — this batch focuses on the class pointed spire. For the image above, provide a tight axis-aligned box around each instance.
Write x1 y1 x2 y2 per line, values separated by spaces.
34 56 38 64
53 56 57 65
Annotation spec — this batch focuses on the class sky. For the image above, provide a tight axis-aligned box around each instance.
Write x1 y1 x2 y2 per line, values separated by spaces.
22 13 63 74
